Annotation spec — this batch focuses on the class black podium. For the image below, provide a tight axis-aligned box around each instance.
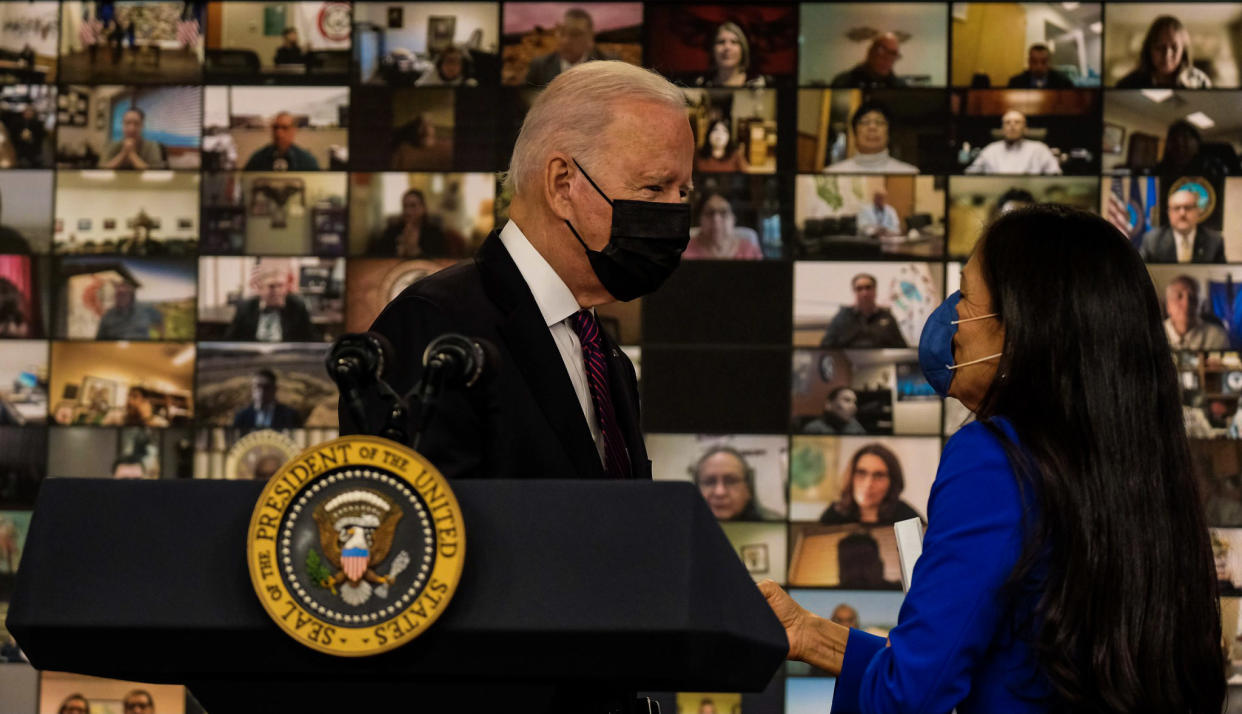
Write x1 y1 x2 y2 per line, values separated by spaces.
7 479 787 712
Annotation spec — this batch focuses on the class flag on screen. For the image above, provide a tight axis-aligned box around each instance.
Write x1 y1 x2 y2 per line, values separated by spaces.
1106 177 1135 239
177 19 200 49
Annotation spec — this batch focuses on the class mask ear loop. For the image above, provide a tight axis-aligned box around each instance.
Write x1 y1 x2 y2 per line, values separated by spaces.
946 312 1001 370
571 158 613 206
946 352 1003 371
564 158 613 252
951 313 997 325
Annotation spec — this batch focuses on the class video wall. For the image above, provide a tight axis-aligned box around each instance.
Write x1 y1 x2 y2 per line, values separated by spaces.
2 2 1242 711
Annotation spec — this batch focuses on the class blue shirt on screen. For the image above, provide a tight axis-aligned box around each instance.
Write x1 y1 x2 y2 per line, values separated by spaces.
832 417 1052 713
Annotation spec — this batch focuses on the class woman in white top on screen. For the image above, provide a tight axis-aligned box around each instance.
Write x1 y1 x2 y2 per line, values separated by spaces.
823 101 918 174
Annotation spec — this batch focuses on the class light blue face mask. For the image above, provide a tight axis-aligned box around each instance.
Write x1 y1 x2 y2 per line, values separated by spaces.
918 290 1001 398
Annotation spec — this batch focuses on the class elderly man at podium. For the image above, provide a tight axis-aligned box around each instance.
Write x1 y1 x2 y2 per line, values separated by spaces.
342 61 694 480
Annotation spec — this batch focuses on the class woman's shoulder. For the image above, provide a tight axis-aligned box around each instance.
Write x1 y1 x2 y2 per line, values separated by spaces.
938 418 1022 488
1114 70 1146 88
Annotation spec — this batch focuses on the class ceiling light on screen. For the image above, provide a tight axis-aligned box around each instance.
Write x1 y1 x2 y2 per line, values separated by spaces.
1140 89 1174 103
1186 112 1215 129
1089 21 1102 34
1062 2 1081 9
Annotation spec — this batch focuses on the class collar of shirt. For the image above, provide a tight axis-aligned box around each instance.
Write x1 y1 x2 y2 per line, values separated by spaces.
499 219 583 327
1174 227 1197 247
559 54 587 74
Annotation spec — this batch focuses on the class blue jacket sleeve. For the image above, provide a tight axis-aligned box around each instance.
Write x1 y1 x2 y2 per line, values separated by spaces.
831 420 1028 713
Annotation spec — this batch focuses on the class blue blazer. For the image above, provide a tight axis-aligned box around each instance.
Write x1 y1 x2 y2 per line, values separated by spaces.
832 418 1053 713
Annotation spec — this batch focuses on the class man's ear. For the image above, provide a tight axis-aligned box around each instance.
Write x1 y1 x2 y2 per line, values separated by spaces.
544 153 576 221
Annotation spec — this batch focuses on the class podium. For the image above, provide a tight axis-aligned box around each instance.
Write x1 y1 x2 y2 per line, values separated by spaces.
7 479 787 713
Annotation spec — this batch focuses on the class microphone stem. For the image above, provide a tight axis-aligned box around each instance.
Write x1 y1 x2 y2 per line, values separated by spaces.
411 358 448 451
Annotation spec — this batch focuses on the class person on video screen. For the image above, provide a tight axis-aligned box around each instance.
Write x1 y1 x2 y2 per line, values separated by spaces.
1007 44 1075 89
820 443 921 526
694 118 750 173
1139 188 1224 264
57 694 91 714
820 273 907 348
416 45 476 87
0 277 28 337
103 387 169 428
366 187 466 258
1116 15 1212 89
965 110 1061 175
13 105 47 168
695 22 768 88
225 261 317 342
824 102 918 174
99 108 167 170
524 8 613 87
274 27 305 65
234 368 303 432
683 191 762 260
804 386 867 435
1153 120 1236 183
857 187 901 238
96 280 165 340
692 445 779 521
831 33 906 89
1163 274 1228 350
244 112 320 171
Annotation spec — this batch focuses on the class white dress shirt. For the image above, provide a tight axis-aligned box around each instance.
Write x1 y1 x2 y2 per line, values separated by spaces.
965 139 1062 175
857 203 901 237
498 220 606 464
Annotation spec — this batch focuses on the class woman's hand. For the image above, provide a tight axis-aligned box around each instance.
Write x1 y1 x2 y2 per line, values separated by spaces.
758 579 814 660
758 579 851 673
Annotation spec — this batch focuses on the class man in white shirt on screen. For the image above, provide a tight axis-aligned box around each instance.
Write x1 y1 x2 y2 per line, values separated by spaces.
1163 275 1229 350
965 110 1061 175
857 187 901 238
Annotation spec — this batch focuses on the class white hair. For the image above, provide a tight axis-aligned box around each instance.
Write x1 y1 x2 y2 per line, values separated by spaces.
503 61 687 195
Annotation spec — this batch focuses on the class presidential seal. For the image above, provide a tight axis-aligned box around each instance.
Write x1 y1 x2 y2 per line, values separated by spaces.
225 429 301 480
247 435 465 656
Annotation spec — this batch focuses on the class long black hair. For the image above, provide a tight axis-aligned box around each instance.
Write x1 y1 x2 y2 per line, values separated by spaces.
973 204 1224 712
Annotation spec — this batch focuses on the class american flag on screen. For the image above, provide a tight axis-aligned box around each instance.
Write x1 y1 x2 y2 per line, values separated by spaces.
1107 176 1155 247
177 19 200 48
78 18 101 47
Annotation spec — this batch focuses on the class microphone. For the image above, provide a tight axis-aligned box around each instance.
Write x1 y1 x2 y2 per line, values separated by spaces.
326 332 395 435
410 334 496 450
420 334 491 390
327 332 394 386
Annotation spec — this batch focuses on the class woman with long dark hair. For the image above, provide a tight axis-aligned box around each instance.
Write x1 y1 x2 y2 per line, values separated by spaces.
761 204 1225 712
366 188 465 259
1115 15 1212 89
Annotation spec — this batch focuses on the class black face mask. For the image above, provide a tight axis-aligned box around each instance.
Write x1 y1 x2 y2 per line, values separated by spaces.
564 158 691 302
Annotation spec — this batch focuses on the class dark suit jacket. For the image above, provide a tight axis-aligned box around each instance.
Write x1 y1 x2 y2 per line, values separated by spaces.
225 294 318 341
1006 69 1075 89
341 231 650 480
233 402 303 431
523 48 613 87
1139 225 1226 263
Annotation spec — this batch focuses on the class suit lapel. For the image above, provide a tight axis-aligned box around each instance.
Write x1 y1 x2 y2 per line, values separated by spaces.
476 233 606 480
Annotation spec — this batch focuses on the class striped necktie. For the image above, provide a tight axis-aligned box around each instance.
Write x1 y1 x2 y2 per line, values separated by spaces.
569 310 632 479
